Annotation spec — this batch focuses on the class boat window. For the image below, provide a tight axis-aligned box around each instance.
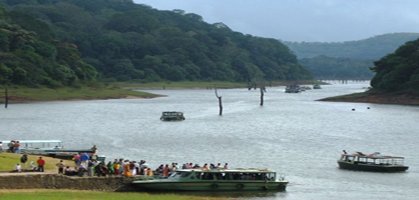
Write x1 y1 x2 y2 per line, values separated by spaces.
201 173 215 180
179 172 191 178
215 172 275 181
214 172 224 180
223 173 233 180
171 172 181 178
18 141 63 150
270 172 277 180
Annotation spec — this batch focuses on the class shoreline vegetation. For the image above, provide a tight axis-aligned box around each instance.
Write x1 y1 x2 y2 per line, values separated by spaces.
2 81 417 106
0 85 160 103
319 91 419 106
0 81 320 103
0 81 249 103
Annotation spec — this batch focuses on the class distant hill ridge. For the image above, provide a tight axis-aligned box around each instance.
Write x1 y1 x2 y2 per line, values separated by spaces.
283 33 419 80
284 33 419 60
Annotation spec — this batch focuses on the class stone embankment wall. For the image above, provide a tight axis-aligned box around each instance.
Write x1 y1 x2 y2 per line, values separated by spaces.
0 174 137 191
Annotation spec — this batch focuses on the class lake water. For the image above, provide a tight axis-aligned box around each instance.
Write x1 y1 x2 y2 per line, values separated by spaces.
1 81 419 200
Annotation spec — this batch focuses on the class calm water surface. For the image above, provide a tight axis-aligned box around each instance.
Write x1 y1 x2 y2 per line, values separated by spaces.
1 82 418 200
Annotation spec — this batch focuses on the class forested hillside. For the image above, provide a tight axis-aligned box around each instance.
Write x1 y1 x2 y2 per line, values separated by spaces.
370 38 419 95
284 33 419 59
284 33 419 80
0 5 97 87
299 56 373 80
0 0 311 87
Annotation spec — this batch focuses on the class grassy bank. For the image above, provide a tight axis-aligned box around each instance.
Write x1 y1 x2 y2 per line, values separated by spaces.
0 152 74 172
0 82 245 103
319 91 419 106
115 80 323 90
115 81 247 90
0 86 160 103
0 190 217 200
0 80 323 103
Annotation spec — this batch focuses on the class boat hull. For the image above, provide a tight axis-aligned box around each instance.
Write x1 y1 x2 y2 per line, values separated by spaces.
338 161 409 172
132 180 287 191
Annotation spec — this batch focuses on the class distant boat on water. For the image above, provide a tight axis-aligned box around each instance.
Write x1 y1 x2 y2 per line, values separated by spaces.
160 111 185 121
313 84 321 89
337 151 409 172
285 85 301 93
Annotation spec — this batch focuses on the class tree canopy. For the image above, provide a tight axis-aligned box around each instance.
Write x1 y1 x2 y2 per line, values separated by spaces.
299 56 374 80
370 38 419 95
0 5 97 87
0 0 311 87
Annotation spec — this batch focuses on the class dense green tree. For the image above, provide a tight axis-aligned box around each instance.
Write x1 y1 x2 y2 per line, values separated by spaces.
370 39 419 95
0 0 312 86
0 4 97 87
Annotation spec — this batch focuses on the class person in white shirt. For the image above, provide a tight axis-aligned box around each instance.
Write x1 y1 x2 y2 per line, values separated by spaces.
15 163 22 172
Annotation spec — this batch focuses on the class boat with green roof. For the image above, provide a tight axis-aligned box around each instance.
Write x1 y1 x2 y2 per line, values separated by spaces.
132 168 288 191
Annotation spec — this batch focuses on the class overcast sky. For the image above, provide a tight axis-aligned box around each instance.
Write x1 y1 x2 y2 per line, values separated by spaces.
133 0 419 42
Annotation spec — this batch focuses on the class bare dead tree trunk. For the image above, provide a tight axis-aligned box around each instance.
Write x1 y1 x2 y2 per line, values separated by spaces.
215 88 223 116
5 87 8 108
260 86 264 106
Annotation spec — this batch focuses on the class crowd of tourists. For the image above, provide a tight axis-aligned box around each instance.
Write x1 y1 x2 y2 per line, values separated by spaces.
8 143 229 178
14 154 45 172
62 159 230 178
1 140 21 153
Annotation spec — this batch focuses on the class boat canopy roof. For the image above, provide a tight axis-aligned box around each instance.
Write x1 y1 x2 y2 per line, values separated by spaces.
0 140 62 144
162 111 183 114
343 152 405 159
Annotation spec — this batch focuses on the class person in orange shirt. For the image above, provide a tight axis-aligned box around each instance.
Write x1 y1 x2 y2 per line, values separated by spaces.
37 157 45 172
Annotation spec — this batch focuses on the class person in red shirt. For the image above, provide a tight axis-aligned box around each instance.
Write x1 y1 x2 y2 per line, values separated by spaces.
37 157 45 172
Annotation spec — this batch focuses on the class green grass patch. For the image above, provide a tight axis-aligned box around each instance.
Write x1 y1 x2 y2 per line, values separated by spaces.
0 80 323 103
0 152 74 172
115 81 247 89
0 190 216 200
0 86 159 103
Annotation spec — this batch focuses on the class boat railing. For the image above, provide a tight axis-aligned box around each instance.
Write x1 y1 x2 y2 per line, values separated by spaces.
340 152 406 166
